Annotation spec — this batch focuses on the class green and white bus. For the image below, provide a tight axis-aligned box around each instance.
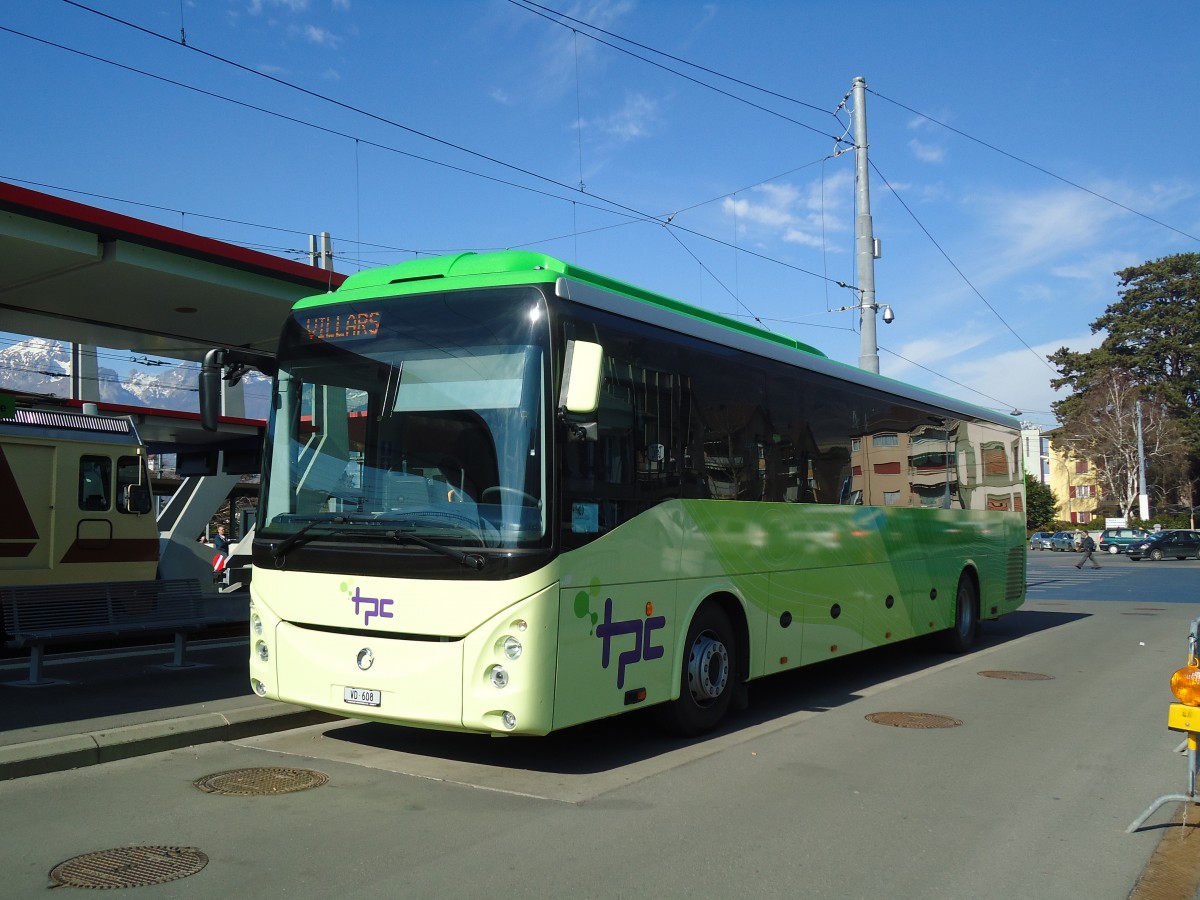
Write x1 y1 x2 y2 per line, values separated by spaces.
202 250 1025 736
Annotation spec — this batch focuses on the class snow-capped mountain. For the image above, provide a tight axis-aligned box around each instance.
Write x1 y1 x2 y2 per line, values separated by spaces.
0 337 271 419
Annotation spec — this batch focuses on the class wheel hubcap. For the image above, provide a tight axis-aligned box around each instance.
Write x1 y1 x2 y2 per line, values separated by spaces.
687 632 729 704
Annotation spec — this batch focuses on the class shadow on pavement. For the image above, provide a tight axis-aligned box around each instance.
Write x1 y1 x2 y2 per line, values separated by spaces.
0 639 254 741
326 607 1087 775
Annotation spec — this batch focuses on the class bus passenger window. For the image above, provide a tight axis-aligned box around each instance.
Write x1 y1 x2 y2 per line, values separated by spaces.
79 456 112 511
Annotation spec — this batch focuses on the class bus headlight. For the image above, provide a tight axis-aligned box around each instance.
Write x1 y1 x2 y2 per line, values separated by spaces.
251 614 263 637
501 711 517 730
500 635 523 660
251 678 267 696
489 665 509 689
256 640 269 662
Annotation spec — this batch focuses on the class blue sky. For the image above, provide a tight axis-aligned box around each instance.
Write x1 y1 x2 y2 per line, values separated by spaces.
3 0 1198 429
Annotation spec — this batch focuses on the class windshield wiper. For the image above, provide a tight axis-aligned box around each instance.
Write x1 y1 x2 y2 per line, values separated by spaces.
387 529 486 570
271 516 350 559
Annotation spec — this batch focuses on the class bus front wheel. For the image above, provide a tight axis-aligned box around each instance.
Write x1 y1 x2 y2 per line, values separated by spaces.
659 603 737 736
939 573 979 654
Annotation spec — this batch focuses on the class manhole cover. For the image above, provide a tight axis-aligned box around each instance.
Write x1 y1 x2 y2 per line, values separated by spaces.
978 670 1054 681
49 846 208 888
194 767 329 796
865 711 962 729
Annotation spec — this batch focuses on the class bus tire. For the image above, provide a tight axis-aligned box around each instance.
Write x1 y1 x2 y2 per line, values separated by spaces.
658 603 737 736
939 572 979 654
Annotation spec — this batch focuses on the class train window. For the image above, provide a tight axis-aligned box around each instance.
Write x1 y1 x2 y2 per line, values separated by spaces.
79 456 112 511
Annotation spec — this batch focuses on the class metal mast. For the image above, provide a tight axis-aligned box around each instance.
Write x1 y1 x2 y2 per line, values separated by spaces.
852 76 879 374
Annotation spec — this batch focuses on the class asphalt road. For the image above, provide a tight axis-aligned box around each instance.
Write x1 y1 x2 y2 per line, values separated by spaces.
2 551 1199 898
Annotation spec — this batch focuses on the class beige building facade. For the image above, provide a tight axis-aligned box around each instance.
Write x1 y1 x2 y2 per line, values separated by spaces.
1046 440 1100 524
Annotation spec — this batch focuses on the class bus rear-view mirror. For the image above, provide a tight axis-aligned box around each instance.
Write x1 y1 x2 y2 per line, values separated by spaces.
560 340 603 414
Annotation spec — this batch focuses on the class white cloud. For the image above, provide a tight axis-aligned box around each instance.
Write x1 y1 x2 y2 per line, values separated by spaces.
531 0 637 100
908 139 946 163
595 93 659 142
886 328 1106 427
720 170 852 249
248 0 309 13
303 24 340 46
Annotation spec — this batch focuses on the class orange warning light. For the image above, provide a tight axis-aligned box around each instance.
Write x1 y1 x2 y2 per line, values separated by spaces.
1171 664 1200 707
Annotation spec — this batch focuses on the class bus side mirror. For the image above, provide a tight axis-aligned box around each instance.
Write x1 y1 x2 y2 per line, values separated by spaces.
200 348 279 432
560 340 602 414
200 349 225 432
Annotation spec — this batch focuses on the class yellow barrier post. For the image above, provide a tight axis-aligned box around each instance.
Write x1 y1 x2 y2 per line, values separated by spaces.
1128 620 1200 833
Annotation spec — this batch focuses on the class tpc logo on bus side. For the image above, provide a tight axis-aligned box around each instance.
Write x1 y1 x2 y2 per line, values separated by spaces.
595 597 666 689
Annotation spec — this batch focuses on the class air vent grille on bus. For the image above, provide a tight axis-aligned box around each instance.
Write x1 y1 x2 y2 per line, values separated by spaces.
1004 547 1024 601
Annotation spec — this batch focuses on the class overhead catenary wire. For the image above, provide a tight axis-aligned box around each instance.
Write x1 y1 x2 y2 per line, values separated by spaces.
506 0 849 145
868 159 1058 375
869 88 1200 246
511 0 1198 249
2 18 852 304
876 345 1035 416
16 1 1164 422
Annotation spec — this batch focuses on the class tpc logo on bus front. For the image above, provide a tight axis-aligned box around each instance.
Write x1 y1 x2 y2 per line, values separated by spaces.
345 585 394 626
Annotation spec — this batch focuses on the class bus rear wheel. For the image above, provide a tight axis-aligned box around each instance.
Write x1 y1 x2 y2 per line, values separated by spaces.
658 603 736 736
939 573 979 653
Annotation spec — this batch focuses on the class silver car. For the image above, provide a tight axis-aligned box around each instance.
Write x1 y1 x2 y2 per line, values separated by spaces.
1028 531 1054 550
1049 532 1078 551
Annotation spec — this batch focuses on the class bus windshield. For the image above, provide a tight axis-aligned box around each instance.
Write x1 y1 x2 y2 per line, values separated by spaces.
260 287 551 554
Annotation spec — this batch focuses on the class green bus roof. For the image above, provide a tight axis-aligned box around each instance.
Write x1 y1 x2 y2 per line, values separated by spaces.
295 250 827 359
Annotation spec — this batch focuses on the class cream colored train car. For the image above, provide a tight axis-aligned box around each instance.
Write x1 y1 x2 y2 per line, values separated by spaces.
0 408 157 587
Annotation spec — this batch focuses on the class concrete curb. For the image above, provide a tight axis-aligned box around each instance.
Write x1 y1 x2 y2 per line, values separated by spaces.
0 705 341 781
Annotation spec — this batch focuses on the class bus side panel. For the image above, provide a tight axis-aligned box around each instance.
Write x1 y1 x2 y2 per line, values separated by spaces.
553 505 686 732
679 500 1024 675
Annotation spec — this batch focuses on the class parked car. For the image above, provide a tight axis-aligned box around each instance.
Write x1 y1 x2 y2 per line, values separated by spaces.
1097 527 1150 555
1049 531 1078 552
1126 530 1200 561
1028 531 1054 550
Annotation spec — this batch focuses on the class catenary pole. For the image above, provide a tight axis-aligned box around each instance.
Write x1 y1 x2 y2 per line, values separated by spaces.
1136 400 1150 520
852 76 879 374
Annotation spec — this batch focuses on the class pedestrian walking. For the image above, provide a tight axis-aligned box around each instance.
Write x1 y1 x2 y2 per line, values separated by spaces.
1075 531 1101 569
